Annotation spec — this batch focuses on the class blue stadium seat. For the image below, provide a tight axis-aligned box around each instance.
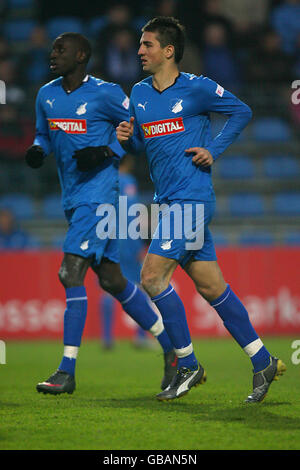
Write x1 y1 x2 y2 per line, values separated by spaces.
239 231 274 246
252 117 291 142
0 193 35 220
46 17 84 40
218 155 255 179
8 0 34 6
284 232 300 245
3 19 36 41
87 16 108 38
26 235 41 249
42 194 65 219
52 233 65 249
263 155 300 179
228 193 265 217
273 192 300 216
212 231 229 246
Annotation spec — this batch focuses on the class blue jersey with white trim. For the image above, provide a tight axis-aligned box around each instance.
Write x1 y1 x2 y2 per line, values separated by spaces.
34 75 129 209
128 72 252 203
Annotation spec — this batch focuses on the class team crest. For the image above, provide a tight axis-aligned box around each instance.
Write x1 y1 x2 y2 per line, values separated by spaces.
76 102 88 115
170 99 183 114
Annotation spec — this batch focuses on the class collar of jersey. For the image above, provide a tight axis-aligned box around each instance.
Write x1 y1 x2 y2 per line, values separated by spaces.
62 74 89 94
151 72 181 94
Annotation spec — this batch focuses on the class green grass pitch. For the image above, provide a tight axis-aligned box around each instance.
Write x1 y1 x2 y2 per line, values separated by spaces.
0 337 299 450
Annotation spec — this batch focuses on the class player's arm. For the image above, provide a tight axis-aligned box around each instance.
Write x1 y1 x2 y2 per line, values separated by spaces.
190 77 252 164
116 99 144 154
25 90 52 168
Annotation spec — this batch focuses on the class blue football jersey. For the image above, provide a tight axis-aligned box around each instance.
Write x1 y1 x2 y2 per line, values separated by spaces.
128 73 252 203
34 75 129 209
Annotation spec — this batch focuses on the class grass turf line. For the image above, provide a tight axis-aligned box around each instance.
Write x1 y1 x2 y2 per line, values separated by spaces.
0 338 299 450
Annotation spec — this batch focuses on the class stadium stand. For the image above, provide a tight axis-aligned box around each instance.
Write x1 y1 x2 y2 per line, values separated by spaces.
228 193 266 217
0 193 36 220
41 194 65 219
0 0 299 248
273 192 300 216
263 155 300 179
46 17 85 40
252 117 292 143
217 154 255 179
239 231 275 246
3 19 36 41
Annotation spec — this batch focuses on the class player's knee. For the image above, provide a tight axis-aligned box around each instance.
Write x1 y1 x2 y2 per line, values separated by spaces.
196 283 226 303
58 267 78 288
58 266 73 288
98 271 127 295
140 270 164 297
58 262 86 288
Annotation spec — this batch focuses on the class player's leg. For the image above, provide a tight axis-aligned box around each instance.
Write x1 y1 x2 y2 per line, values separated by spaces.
141 252 206 400
185 258 286 402
93 257 177 389
36 253 90 395
37 204 105 395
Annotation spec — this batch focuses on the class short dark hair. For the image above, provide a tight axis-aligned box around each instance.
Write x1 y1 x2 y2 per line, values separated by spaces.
58 32 92 64
142 16 185 63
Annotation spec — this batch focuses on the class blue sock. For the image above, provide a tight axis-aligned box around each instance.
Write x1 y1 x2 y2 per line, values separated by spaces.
151 285 198 370
59 356 76 376
100 293 115 346
156 329 173 353
136 327 146 340
58 286 87 376
210 285 270 372
113 280 173 353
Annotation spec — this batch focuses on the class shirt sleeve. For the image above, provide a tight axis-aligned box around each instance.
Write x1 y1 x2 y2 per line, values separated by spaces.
197 77 252 160
123 98 145 154
33 89 52 156
102 84 130 159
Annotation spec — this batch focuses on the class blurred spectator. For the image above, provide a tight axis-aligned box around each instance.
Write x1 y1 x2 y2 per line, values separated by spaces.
0 35 10 61
35 0 105 22
94 3 141 92
220 0 269 29
178 0 235 47
96 2 140 45
246 28 294 85
0 0 8 26
271 0 300 55
179 39 203 76
97 27 142 95
293 33 300 76
0 60 26 106
202 22 241 91
20 25 51 87
0 208 37 250
0 104 34 160
150 0 178 17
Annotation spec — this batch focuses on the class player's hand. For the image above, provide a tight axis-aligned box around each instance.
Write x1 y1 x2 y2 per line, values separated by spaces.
25 145 45 169
116 117 134 143
72 146 113 172
185 147 214 167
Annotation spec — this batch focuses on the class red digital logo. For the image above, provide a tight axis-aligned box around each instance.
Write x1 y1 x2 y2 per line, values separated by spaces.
141 117 185 138
48 118 87 134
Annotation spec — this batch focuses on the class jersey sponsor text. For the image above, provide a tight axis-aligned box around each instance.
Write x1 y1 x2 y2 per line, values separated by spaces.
141 117 185 138
48 118 87 134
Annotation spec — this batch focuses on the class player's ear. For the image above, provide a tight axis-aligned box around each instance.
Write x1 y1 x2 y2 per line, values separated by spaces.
77 50 87 64
165 44 175 61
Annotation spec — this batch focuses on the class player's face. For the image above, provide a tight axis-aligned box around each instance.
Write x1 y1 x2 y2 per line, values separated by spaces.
138 31 168 74
50 38 80 76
